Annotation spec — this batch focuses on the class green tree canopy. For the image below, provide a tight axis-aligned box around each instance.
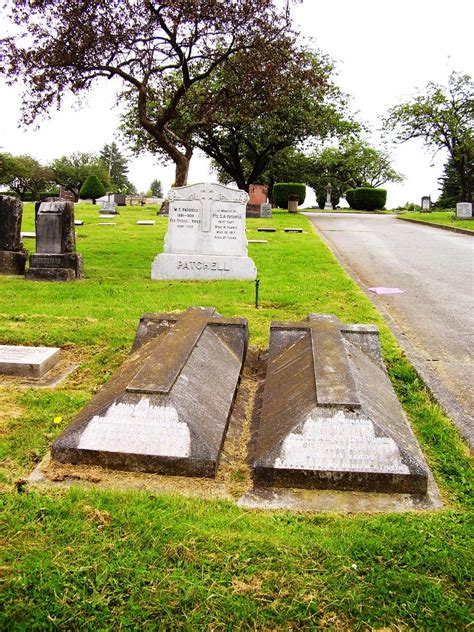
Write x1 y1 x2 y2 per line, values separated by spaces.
0 153 54 200
149 179 163 198
305 140 403 206
79 175 106 203
51 153 110 201
384 72 474 202
99 142 135 192
1 0 298 187
437 153 474 208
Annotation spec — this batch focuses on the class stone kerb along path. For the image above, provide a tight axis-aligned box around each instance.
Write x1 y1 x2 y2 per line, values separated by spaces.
151 182 257 280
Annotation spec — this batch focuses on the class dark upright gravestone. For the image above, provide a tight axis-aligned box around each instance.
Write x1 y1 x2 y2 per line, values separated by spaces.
25 200 84 281
253 313 429 494
52 307 248 477
0 195 28 275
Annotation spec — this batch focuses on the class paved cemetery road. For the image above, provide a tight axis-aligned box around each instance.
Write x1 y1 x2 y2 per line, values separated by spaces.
305 212 474 449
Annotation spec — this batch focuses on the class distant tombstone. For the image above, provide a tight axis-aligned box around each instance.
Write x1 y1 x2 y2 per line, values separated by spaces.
421 196 432 212
0 344 60 378
248 184 268 205
260 203 273 218
0 195 28 275
247 184 268 218
59 186 76 202
109 193 126 206
100 200 118 214
52 307 248 477
25 200 84 281
324 183 333 210
456 202 473 219
253 313 429 494
151 183 257 280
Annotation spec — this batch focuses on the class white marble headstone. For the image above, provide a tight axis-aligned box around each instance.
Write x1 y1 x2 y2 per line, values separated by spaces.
456 202 473 219
151 183 257 280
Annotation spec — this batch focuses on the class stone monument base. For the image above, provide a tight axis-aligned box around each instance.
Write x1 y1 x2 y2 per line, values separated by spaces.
0 250 28 275
151 253 257 280
25 253 84 281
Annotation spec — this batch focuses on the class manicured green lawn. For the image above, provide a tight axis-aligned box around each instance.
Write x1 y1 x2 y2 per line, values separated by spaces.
0 203 472 629
399 210 474 231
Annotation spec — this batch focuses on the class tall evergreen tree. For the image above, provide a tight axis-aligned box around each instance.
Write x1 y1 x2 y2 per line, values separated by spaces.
437 154 474 208
149 179 163 197
99 142 134 192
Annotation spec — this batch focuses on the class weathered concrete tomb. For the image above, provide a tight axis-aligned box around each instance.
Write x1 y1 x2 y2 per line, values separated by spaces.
52 307 247 477
25 200 84 281
0 195 28 275
253 314 429 494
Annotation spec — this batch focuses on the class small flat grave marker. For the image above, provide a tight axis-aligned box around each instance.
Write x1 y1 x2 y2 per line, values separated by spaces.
253 313 429 494
98 222 116 225
74 220 84 226
99 214 116 219
136 220 155 225
52 307 248 477
0 345 60 378
21 232 36 239
284 228 303 233
257 227 276 233
248 239 268 244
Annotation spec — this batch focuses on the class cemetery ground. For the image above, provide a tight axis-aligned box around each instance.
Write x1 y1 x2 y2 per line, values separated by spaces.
398 210 474 232
0 203 472 629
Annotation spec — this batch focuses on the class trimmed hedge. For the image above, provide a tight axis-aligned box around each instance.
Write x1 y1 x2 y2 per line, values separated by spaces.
345 187 387 211
79 175 106 203
273 183 306 209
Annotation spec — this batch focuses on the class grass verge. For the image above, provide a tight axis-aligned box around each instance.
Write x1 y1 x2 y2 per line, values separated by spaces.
399 210 474 232
0 203 472 629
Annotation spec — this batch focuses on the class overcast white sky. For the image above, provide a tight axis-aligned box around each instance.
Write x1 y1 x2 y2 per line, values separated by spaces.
0 0 473 207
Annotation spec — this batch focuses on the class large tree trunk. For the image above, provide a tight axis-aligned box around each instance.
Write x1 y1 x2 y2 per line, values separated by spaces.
174 157 190 187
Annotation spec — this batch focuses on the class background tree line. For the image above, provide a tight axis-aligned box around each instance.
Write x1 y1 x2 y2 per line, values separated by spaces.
0 143 140 201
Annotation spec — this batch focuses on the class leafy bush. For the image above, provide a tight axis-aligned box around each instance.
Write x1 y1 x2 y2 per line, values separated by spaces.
273 183 306 209
345 187 387 211
79 175 106 203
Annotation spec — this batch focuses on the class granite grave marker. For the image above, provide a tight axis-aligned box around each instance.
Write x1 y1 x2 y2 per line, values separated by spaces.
253 313 429 494
52 307 248 477
456 202 473 219
151 183 256 280
0 344 60 378
421 196 432 212
25 200 84 281
0 195 28 275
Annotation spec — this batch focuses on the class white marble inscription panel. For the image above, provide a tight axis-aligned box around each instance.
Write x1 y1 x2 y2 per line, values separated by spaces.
274 411 409 474
456 202 473 218
78 399 191 457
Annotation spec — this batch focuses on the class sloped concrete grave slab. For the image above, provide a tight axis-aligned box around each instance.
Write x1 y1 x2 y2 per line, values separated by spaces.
252 314 429 494
52 307 248 477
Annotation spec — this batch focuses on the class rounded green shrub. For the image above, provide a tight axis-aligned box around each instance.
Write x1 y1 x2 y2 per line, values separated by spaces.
79 175 106 203
345 187 387 211
273 183 306 209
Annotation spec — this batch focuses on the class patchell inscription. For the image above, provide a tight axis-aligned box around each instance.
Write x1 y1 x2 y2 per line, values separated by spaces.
151 183 257 280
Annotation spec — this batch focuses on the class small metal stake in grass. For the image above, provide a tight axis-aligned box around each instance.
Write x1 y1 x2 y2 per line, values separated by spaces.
255 278 260 308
